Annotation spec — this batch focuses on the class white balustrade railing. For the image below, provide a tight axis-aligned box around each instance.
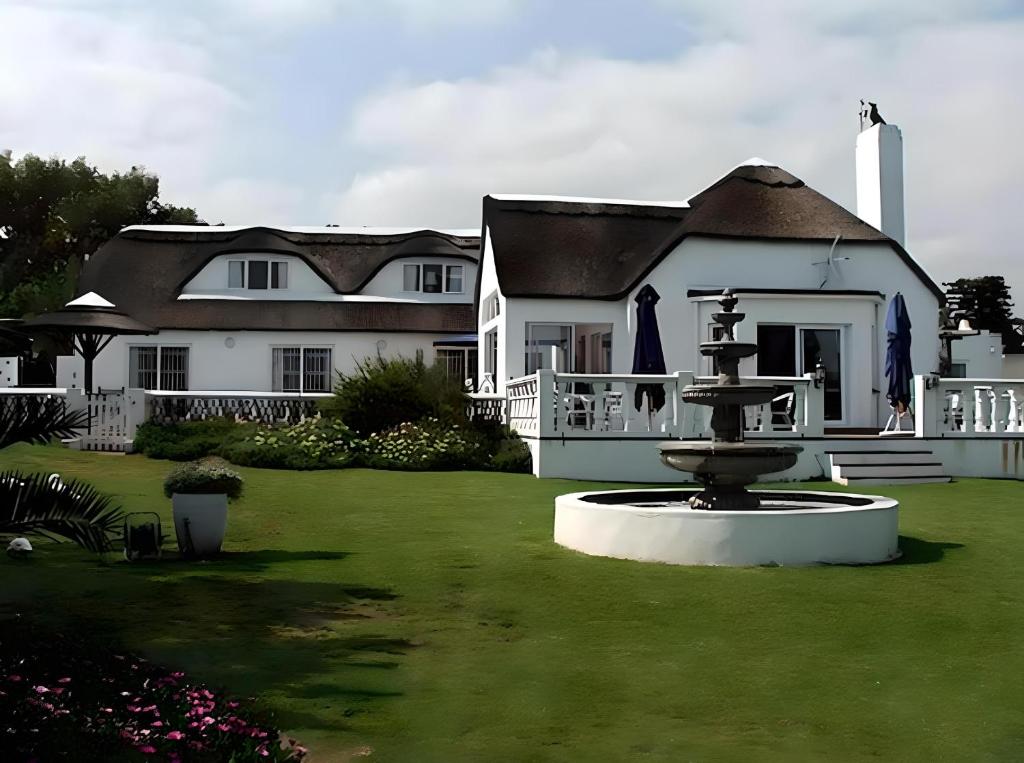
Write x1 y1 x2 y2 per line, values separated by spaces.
506 376 539 436
502 371 822 439
916 377 1024 436
693 374 820 437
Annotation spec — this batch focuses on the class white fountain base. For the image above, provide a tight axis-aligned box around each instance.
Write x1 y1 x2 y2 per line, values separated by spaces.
554 489 899 566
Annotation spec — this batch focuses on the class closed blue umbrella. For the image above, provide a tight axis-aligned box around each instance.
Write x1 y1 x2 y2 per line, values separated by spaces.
632 284 667 413
885 292 913 411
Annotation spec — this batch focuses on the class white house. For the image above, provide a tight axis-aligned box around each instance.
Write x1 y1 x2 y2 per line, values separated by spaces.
476 125 943 432
67 226 481 393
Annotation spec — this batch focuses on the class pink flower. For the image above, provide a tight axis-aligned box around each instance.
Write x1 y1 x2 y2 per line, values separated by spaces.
171 671 185 678
137 745 157 754
100 707 114 713
227 701 239 709
34 685 49 694
217 723 231 732
57 677 72 684
166 730 185 740
51 687 64 695
151 720 164 728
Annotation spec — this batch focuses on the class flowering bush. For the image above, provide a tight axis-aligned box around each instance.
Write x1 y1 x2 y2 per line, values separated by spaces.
163 460 244 500
219 417 358 470
0 618 307 761
361 417 487 471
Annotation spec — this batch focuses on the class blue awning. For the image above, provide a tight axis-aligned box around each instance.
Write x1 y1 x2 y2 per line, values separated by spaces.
433 334 478 347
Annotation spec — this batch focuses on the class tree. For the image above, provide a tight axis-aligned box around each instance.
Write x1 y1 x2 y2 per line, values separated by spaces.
943 276 1024 354
0 154 202 317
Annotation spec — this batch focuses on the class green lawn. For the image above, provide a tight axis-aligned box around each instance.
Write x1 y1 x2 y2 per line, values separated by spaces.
2 445 1023 761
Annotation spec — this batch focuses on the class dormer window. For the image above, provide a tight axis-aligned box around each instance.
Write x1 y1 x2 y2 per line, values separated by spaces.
228 259 288 290
402 263 463 294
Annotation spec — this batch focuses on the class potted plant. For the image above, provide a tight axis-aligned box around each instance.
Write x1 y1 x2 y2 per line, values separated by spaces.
163 459 243 558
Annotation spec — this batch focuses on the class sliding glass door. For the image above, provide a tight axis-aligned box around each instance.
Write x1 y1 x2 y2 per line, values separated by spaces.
756 324 844 422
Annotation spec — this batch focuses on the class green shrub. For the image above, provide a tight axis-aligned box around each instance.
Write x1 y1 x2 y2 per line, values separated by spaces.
163 460 244 500
490 434 533 473
134 418 252 461
321 354 467 436
361 417 487 470
219 417 358 470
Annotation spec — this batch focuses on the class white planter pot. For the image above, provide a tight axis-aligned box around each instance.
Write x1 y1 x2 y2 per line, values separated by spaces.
172 493 228 557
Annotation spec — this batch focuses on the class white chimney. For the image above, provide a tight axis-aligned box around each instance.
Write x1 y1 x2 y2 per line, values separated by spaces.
856 122 905 246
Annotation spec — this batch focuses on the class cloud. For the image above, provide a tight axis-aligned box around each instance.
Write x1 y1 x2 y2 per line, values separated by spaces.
330 8 1024 295
208 0 526 27
0 2 237 202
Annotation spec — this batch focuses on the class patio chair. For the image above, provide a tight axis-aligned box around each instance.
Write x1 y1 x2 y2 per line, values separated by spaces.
603 391 625 431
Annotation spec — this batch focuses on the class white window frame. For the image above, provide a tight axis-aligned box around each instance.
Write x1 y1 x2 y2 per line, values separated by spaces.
228 258 289 291
271 345 334 393
128 345 190 391
400 262 465 294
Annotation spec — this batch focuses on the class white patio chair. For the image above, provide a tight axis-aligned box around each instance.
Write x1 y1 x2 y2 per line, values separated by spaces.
603 391 625 431
771 391 795 429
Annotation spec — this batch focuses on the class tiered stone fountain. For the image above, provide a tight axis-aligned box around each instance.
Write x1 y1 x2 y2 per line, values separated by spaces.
553 291 900 566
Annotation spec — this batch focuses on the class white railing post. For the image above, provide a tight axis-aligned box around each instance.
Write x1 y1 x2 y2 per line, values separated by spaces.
537 369 557 437
914 374 938 438
802 373 825 437
671 372 693 438
124 388 147 445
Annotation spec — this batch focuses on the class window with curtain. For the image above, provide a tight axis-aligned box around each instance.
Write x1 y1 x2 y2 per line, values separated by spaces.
445 265 463 293
422 264 443 293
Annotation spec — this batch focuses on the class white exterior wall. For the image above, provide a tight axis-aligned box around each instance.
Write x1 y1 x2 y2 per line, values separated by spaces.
477 232 507 386
528 436 1024 482
486 235 940 426
361 258 476 302
1004 354 1024 379
952 331 1003 378
86 331 449 391
182 253 475 303
631 237 938 428
183 253 332 297
856 123 906 246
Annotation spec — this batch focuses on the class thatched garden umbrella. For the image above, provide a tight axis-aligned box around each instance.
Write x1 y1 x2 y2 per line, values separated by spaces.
23 292 155 393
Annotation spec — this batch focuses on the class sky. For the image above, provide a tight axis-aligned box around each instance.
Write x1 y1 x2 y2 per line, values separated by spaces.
1 0 1022 297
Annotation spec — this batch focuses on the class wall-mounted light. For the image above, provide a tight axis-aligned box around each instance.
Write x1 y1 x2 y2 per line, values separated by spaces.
813 362 827 388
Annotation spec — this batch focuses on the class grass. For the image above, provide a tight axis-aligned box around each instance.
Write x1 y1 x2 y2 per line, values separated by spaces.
1 444 1023 761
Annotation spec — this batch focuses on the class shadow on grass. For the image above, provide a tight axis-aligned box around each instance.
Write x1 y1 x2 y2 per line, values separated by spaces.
894 535 965 565
2 551 410 736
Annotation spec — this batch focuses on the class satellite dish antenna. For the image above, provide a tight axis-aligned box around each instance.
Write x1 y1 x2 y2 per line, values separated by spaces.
813 235 851 288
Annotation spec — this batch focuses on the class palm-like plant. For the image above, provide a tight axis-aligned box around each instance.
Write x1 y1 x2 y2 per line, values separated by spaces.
1 396 124 552
0 471 122 552
0 395 86 449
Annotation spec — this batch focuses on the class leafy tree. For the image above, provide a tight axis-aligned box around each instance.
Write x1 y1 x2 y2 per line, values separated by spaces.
0 153 202 317
943 276 1024 354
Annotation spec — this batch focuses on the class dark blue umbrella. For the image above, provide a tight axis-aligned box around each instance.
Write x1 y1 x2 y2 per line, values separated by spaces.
884 292 913 410
632 284 667 412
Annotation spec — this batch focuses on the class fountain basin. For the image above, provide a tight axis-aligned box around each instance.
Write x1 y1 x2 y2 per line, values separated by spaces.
554 489 899 566
680 384 778 407
660 440 801 478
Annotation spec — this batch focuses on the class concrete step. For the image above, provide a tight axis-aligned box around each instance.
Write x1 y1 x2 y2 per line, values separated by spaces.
829 452 939 466
835 475 952 486
836 463 947 478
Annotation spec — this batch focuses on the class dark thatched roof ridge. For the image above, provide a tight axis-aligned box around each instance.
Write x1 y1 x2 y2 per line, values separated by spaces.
77 226 480 333
482 164 942 301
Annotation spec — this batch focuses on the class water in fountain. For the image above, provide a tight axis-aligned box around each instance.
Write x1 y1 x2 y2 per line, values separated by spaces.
659 289 802 510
